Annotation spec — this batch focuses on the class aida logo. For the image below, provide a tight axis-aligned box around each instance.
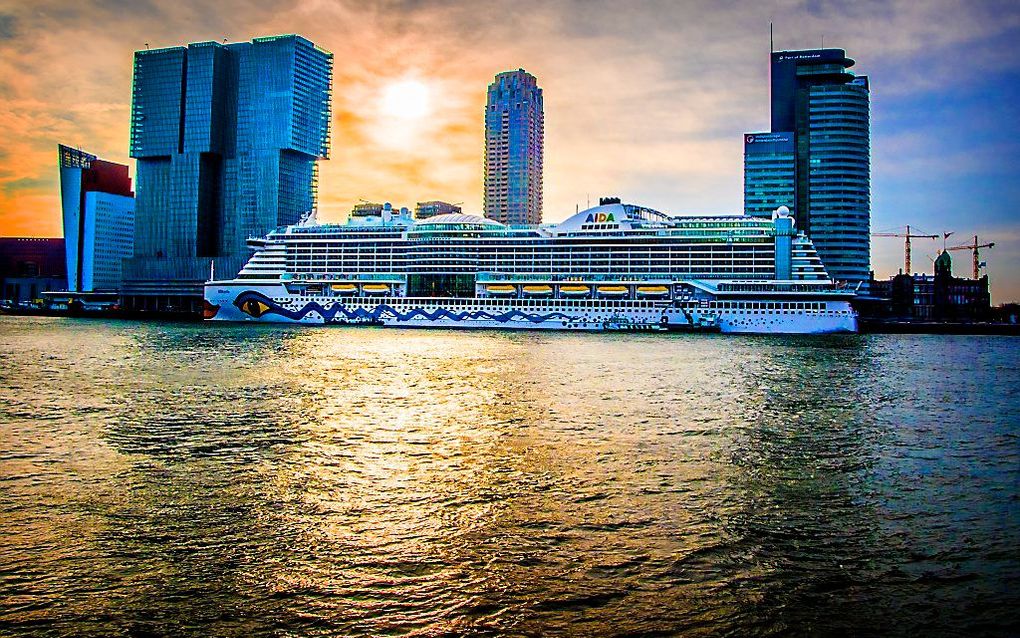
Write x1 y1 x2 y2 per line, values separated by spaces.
585 212 616 223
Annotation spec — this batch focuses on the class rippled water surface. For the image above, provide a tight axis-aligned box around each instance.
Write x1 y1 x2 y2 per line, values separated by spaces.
0 316 1018 636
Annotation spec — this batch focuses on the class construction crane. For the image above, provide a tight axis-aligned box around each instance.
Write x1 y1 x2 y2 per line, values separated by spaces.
946 235 995 279
871 225 939 274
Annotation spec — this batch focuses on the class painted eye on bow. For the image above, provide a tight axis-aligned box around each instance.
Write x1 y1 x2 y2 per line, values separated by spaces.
239 299 271 318
202 300 221 319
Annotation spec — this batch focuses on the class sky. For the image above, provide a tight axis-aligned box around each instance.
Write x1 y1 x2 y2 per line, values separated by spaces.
1 0 1018 302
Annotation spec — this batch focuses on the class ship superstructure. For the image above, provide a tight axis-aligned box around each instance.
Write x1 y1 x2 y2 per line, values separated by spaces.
205 201 857 333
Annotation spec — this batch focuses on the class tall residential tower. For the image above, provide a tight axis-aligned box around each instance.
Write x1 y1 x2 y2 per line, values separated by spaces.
122 35 333 313
484 69 543 225
744 48 871 286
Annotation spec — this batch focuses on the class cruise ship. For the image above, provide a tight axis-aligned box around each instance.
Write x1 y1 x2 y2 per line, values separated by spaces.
204 200 857 333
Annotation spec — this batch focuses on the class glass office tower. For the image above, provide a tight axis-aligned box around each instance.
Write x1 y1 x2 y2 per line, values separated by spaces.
764 48 871 286
743 132 795 219
484 69 544 226
58 145 135 292
123 35 332 313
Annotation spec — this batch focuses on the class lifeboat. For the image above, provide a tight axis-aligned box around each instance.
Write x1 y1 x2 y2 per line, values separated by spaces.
636 285 669 297
596 285 628 297
362 284 390 295
331 283 357 293
522 285 553 296
559 285 590 296
486 284 516 296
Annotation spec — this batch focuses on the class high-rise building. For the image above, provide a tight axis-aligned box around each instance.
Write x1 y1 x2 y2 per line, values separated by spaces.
122 35 333 313
415 201 462 219
58 145 135 292
744 48 870 286
743 132 795 219
484 69 543 225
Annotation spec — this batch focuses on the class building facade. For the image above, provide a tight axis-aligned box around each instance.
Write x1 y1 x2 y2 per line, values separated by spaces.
747 49 870 287
58 145 135 292
867 251 990 322
0 238 67 303
123 34 333 313
484 69 543 226
415 201 462 219
743 132 795 219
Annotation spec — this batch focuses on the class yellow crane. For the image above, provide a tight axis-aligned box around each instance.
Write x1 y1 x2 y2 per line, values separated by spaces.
871 225 938 274
946 235 995 279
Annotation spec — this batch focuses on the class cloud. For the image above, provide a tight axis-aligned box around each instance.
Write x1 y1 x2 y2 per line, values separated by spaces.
0 13 15 40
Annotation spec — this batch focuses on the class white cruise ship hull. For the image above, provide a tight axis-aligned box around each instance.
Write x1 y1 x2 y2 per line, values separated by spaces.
205 283 856 334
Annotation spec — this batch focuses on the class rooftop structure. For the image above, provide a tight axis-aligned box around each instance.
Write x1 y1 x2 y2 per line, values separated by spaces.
414 201 462 220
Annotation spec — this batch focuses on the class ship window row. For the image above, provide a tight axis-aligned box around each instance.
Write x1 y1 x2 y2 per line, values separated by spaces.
286 262 777 272
286 267 777 279
285 244 777 259
286 243 776 253
286 256 777 269
711 301 827 311
282 234 777 246
285 249 778 260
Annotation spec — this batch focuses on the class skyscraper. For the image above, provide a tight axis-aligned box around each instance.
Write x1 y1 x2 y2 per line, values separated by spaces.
743 132 795 219
122 35 333 313
58 145 135 292
484 69 543 225
744 48 870 286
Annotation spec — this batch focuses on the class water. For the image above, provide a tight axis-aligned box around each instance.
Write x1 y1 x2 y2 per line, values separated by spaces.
0 316 1017 637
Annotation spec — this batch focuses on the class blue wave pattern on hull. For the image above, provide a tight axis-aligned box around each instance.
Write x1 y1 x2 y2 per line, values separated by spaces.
233 291 577 324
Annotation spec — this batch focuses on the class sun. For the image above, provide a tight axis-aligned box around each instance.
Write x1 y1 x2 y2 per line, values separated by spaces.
380 80 431 120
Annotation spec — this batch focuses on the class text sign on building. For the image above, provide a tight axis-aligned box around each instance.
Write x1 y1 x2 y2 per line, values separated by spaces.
773 50 845 63
744 132 794 153
744 132 793 145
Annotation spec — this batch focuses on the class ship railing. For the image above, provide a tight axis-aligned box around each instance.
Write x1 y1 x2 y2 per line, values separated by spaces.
714 281 853 295
282 272 406 282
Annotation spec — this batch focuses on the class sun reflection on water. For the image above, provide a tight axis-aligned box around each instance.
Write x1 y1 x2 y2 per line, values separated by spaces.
1 319 1017 636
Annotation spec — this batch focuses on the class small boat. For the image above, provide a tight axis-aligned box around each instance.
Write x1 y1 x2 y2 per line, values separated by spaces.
331 283 357 293
486 284 517 296
596 285 628 297
362 284 390 295
636 285 669 297
559 285 590 296
522 285 553 296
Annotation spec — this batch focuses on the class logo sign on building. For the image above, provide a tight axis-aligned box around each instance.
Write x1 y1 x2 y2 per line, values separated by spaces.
744 132 793 145
584 212 616 223
744 131 794 154
774 50 843 63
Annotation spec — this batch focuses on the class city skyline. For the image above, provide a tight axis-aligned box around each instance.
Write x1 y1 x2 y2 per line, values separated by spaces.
0 1 1018 301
